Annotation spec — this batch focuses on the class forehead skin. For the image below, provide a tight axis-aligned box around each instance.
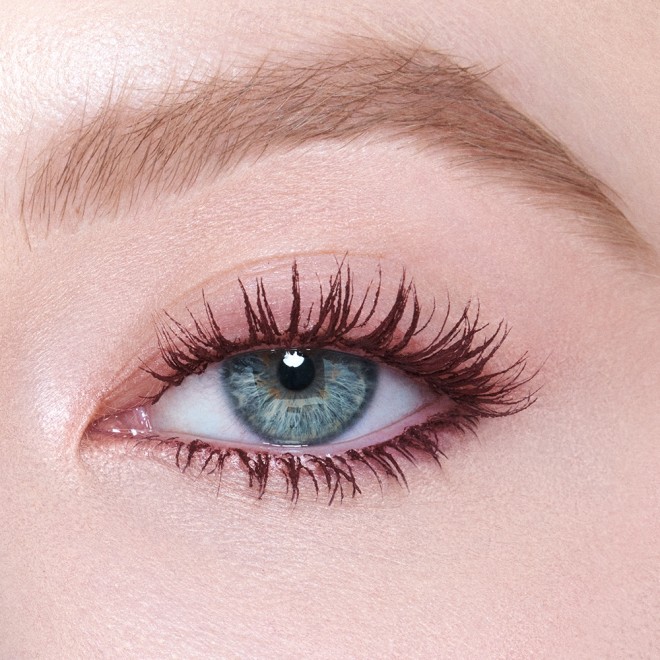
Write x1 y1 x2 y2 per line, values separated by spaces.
0 1 658 658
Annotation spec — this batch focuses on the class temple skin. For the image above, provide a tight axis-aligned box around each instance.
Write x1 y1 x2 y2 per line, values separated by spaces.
0 1 658 657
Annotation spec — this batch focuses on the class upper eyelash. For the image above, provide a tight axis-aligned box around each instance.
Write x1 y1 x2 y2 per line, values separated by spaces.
145 261 536 415
129 260 537 503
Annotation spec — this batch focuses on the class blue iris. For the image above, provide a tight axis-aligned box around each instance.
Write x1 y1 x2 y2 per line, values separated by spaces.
221 349 377 446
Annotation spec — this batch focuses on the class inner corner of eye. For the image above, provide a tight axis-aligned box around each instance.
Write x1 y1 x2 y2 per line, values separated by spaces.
96 348 442 452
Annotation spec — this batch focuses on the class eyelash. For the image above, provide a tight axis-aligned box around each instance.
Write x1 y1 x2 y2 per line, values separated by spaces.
121 261 536 504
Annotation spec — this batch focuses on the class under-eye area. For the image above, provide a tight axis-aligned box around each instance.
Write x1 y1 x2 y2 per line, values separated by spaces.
88 260 539 503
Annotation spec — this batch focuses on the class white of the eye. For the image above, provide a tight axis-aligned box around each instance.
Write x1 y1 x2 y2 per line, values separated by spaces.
149 360 441 449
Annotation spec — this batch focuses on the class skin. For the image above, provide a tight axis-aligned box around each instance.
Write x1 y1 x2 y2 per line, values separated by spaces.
0 1 658 657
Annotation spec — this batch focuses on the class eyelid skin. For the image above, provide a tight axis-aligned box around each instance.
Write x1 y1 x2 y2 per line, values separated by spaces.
84 257 538 503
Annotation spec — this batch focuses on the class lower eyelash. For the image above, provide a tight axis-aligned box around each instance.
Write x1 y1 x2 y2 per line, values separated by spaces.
122 412 472 504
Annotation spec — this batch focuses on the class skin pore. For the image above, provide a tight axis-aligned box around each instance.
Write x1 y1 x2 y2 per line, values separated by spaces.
0 1 658 657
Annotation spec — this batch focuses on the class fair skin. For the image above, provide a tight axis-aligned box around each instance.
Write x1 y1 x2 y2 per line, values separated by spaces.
1 1 658 657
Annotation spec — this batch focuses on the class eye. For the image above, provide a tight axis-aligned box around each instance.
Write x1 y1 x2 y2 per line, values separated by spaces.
101 348 440 454
88 260 537 503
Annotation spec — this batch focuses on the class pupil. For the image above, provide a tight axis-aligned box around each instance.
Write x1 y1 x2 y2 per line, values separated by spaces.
277 351 315 391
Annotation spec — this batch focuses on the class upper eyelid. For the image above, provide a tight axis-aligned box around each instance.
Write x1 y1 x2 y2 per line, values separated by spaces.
83 255 539 428
17 36 652 267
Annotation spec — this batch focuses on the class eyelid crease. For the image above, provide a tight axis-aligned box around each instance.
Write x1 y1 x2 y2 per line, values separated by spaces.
18 34 655 268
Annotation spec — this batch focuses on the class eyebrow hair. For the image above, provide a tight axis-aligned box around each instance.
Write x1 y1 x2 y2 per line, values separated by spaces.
19 37 655 266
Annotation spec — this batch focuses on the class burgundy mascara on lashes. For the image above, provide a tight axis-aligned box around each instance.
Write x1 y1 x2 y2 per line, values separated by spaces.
91 260 537 503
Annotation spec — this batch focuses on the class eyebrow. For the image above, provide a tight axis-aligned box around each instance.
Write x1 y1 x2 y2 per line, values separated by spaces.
19 37 654 265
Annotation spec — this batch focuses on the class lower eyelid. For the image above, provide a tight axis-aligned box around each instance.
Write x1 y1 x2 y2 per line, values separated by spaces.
85 411 464 504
